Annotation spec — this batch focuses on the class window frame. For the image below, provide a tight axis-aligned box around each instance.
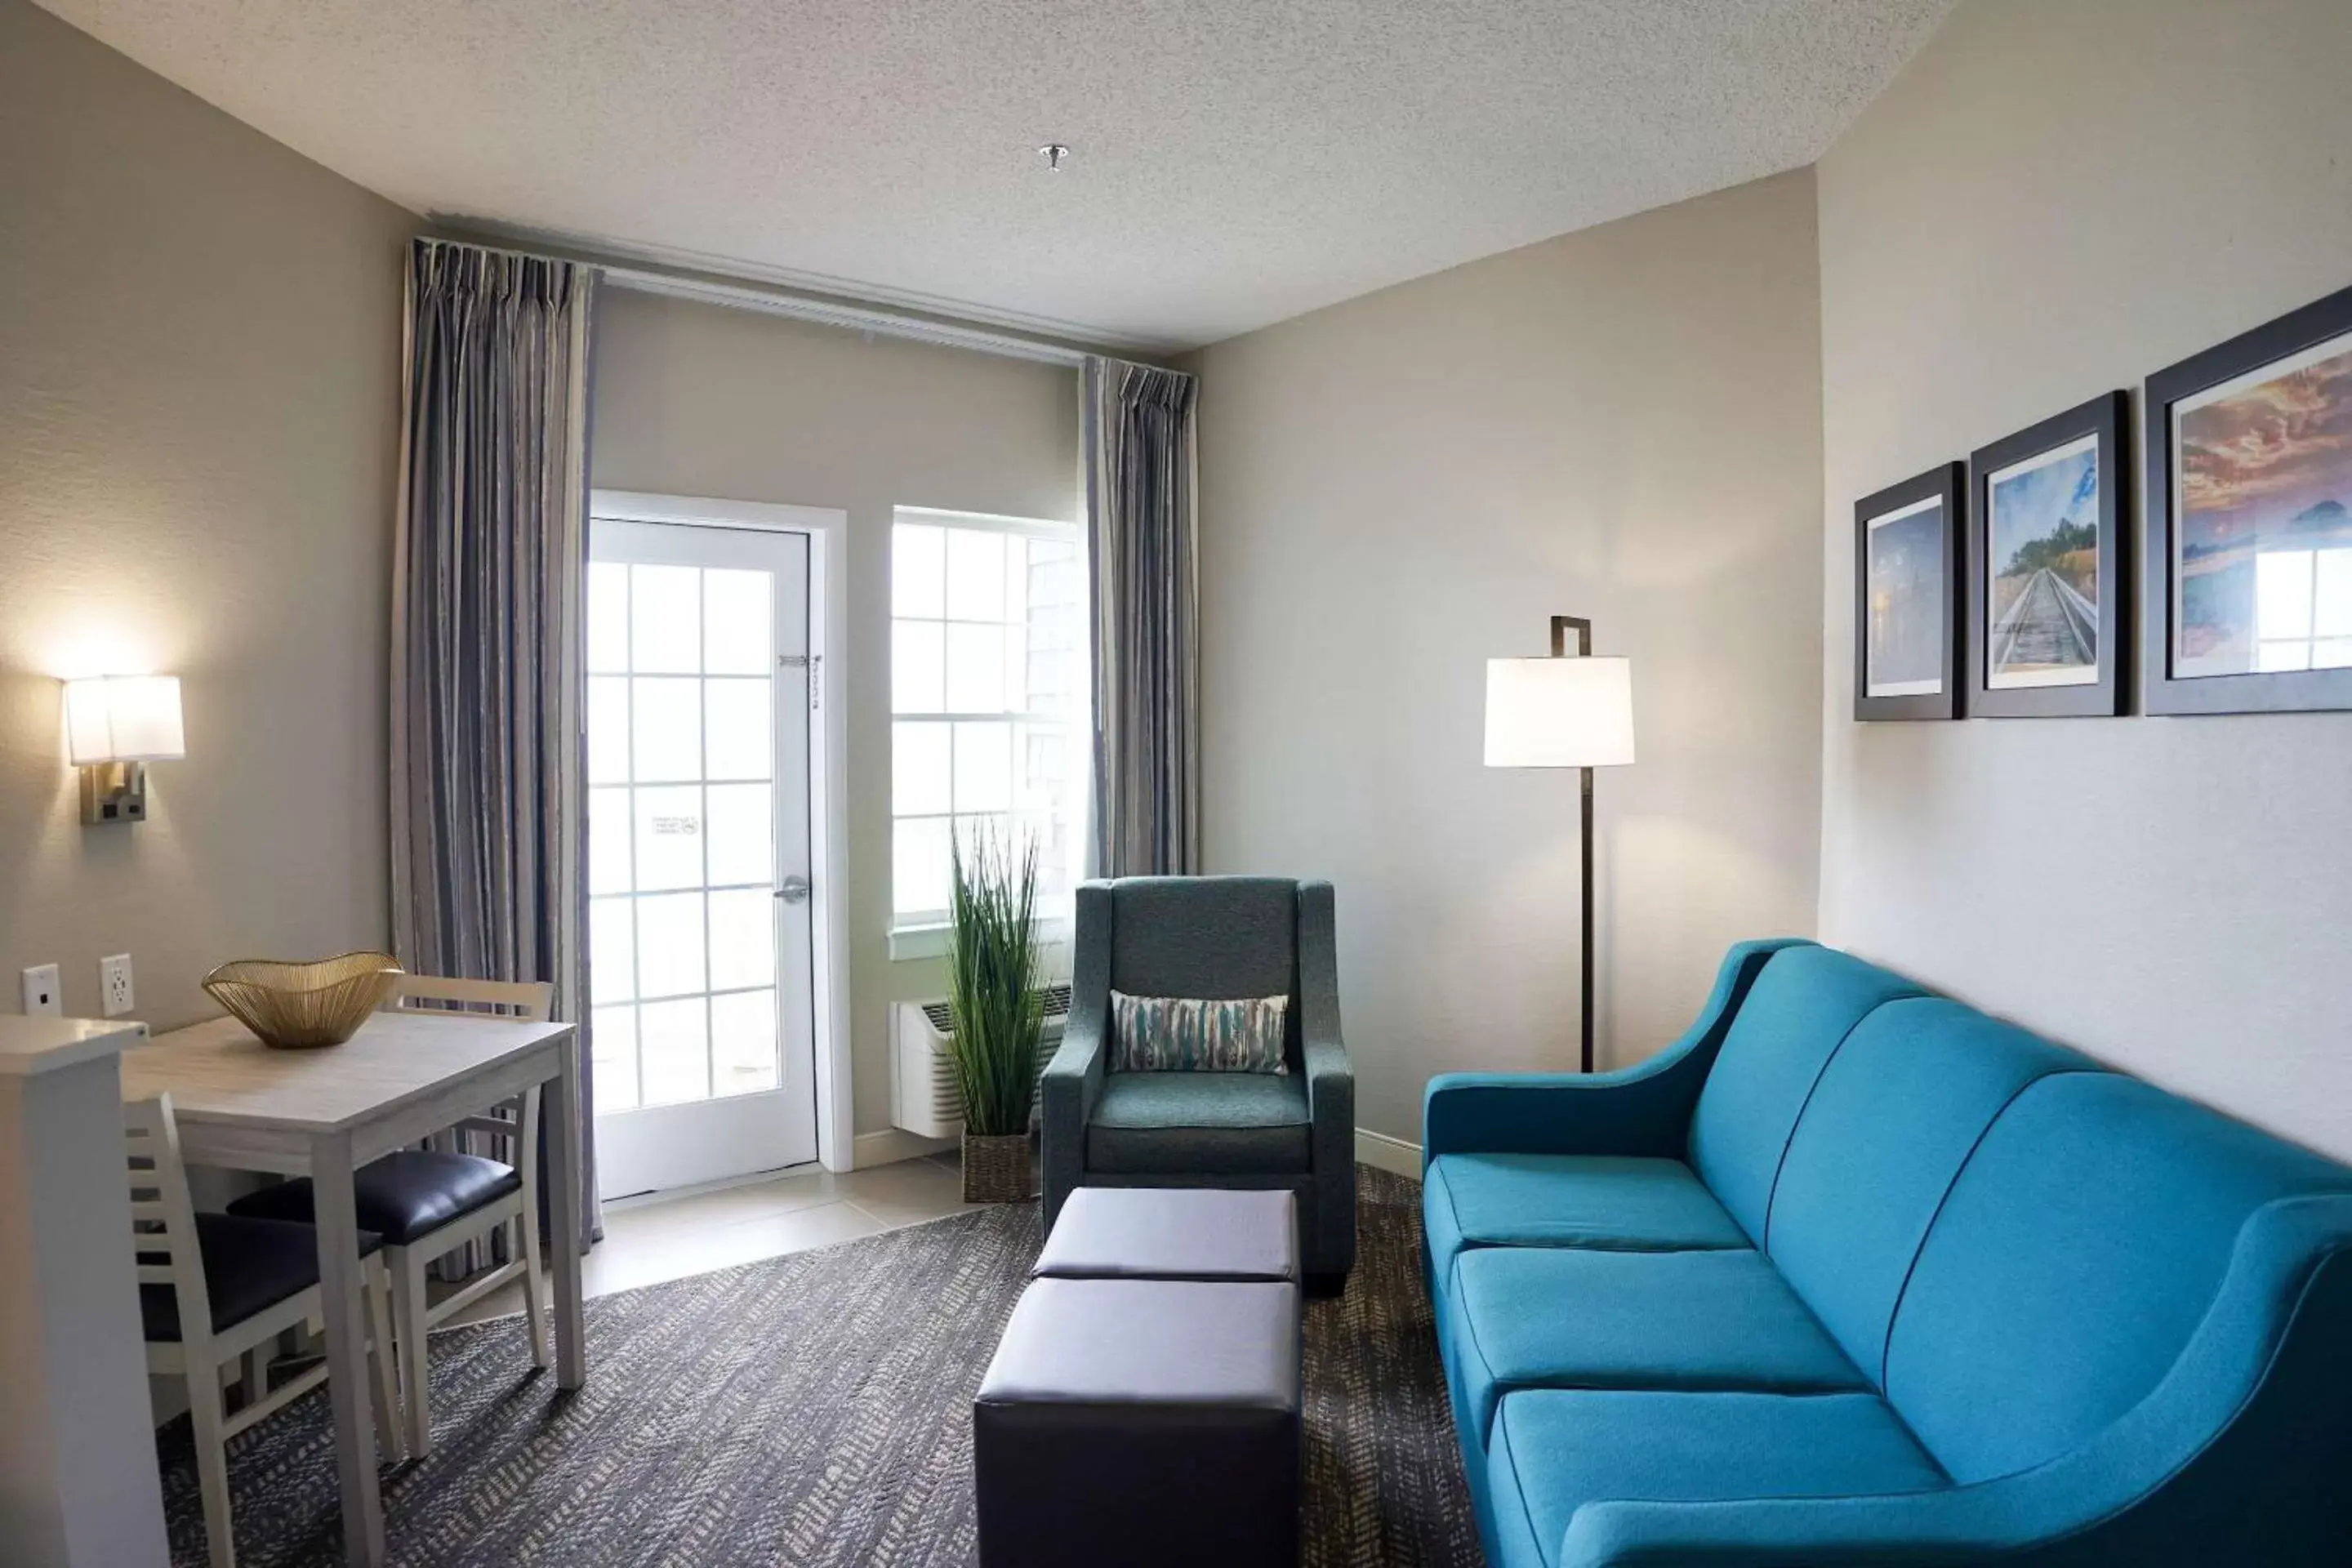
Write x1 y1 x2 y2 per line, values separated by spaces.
887 506 1089 958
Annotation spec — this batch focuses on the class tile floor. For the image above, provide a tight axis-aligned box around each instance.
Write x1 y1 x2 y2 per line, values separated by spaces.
443 1151 985 1325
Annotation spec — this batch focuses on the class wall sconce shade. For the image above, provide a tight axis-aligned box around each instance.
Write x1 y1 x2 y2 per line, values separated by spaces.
65 676 185 765
1483 656 1636 768
63 675 183 825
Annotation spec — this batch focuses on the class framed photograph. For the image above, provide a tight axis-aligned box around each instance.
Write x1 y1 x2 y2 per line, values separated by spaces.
1853 461 1963 721
2144 283 2352 714
1967 391 2128 718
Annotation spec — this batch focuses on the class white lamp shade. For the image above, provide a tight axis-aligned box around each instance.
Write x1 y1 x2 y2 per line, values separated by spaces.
65 676 185 764
1484 656 1635 768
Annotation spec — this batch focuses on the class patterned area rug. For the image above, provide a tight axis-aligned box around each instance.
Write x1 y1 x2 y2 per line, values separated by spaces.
159 1165 1481 1567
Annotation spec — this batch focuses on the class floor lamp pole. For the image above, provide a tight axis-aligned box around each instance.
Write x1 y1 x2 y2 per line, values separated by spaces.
1550 615 1597 1074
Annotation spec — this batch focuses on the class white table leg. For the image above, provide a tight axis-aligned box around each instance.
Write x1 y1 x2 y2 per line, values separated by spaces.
546 1037 587 1389
310 1134 386 1566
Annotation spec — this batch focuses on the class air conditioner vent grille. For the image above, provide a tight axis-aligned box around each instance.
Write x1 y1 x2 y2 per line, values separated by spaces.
919 982 1071 1036
893 985 1073 1140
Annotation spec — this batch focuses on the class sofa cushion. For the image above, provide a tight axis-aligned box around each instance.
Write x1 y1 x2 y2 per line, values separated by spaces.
1488 1389 1949 1568
1446 1245 1868 1444
1424 1153 1748 1289
1764 998 2098 1381
1086 1071 1311 1174
1886 1071 2352 1484
1686 946 1925 1244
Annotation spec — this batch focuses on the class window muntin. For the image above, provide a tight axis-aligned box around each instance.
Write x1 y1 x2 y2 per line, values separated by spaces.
889 511 1085 930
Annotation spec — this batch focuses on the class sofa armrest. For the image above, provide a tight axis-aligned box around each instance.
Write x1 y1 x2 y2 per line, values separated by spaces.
1559 1196 2352 1566
1422 938 1807 1165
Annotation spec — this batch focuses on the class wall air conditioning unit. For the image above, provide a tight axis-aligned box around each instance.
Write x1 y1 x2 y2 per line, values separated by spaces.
892 984 1072 1138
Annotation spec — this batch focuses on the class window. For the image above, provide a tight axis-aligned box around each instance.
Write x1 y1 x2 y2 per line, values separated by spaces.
890 509 1086 940
2254 547 2352 672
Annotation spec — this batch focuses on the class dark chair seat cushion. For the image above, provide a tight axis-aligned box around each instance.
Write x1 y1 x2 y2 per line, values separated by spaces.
1086 1071 1311 1175
228 1148 522 1246
140 1213 383 1342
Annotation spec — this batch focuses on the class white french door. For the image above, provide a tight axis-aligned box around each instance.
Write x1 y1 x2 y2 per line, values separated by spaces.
586 519 817 1197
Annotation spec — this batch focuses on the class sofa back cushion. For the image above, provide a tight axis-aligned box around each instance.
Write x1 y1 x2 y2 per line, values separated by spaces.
1884 1071 2352 1484
1687 946 1924 1245
1765 999 2097 1383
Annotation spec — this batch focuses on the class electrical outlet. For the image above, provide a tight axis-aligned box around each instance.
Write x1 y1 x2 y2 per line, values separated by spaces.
20 964 62 1018
100 953 134 1018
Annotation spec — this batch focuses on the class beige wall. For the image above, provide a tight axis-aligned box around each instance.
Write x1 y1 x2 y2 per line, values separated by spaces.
1818 0 2352 1159
588 291 1082 1138
0 0 413 1028
1194 171 1826 1143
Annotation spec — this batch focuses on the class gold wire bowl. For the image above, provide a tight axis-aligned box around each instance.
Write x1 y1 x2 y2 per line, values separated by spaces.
203 952 405 1049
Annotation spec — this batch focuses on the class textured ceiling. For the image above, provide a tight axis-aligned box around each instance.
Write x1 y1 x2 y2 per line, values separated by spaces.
39 0 1953 350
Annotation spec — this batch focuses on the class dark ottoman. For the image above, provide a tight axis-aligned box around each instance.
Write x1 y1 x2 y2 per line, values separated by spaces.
1034 1187 1299 1285
973 1276 1302 1568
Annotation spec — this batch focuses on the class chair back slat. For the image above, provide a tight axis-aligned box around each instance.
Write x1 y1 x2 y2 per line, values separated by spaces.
385 974 554 1022
125 1095 212 1349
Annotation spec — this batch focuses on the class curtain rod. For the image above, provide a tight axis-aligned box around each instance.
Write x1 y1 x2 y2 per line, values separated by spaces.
416 230 1169 372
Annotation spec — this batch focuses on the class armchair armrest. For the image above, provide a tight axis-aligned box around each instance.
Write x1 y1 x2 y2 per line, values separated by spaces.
1422 938 1806 1166
1296 880 1352 1132
1559 1196 2352 1566
1297 880 1355 1278
1040 882 1115 1232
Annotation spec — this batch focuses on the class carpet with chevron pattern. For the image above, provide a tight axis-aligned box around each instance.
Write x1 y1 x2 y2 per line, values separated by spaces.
158 1165 1481 1566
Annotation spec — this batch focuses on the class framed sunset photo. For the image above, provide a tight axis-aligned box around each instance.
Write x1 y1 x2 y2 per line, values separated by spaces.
1852 461 1963 721
2145 283 2352 714
1967 391 2129 718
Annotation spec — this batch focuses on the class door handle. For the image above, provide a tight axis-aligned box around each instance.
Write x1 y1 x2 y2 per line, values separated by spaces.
776 875 811 905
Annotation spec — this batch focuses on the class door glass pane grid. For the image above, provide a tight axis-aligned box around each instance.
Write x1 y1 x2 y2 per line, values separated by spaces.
586 559 785 1111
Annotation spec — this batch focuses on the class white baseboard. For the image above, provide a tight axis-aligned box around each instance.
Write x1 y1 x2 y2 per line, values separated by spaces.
853 1127 955 1170
1354 1127 1423 1180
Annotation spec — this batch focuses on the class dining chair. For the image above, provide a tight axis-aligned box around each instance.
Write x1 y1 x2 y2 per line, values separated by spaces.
227 973 554 1457
131 1094 402 1568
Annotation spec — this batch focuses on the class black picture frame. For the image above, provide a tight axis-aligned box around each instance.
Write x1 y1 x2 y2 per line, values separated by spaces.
1852 461 1963 721
1967 390 2129 718
2143 283 2352 715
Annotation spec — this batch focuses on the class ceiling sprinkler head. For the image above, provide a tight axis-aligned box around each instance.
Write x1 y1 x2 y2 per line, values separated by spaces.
1037 143 1071 172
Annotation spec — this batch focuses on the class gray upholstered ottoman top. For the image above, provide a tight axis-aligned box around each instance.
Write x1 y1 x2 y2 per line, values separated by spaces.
977 1277 1300 1413
1034 1187 1299 1283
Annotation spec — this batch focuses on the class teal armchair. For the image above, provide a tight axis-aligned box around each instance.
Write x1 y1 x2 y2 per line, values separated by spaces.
1041 875 1356 1285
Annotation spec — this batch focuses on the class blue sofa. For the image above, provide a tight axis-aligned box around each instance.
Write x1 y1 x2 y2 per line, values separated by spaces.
1423 938 2352 1566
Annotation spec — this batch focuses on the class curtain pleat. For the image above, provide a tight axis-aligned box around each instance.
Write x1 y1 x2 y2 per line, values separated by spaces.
391 238 600 1267
1085 358 1201 876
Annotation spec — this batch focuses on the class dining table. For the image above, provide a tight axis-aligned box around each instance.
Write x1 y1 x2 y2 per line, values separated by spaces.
120 1008 587 1567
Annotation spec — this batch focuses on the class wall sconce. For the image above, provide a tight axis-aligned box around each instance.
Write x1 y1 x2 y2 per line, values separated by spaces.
64 675 185 825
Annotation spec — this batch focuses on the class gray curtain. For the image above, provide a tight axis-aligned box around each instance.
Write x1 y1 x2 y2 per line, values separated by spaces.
391 238 600 1256
1084 357 1200 875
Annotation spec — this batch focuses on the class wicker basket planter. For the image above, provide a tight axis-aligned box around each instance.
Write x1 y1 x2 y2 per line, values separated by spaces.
962 1131 1034 1204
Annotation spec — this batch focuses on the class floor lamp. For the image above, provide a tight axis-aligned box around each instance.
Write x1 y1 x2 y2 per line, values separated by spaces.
1484 617 1636 1073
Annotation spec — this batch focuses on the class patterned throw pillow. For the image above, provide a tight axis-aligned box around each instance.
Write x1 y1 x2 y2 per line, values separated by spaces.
1111 990 1290 1075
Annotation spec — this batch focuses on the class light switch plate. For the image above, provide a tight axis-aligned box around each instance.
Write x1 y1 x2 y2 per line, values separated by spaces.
100 954 134 1018
20 964 62 1017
